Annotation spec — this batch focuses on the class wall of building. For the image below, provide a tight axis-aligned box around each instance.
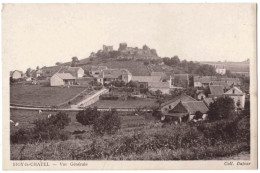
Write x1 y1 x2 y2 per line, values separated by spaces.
77 68 85 78
50 75 64 86
12 71 22 79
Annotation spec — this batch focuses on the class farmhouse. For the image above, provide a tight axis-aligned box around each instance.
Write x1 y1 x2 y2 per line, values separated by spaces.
50 73 76 86
166 101 209 122
160 94 196 115
10 70 23 79
98 69 132 85
224 86 245 109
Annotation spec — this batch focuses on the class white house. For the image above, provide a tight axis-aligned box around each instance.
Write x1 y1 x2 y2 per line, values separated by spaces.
10 70 23 79
50 73 76 86
215 65 226 75
224 86 245 109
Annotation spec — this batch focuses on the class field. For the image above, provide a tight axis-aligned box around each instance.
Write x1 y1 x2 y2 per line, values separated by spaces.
10 85 86 107
10 108 156 134
91 98 158 108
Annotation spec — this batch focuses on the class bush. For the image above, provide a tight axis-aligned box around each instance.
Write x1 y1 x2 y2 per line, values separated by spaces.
93 109 121 135
11 112 71 144
76 107 100 126
11 128 32 144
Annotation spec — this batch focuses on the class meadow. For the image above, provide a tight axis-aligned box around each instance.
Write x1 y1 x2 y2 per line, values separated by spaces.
10 85 86 107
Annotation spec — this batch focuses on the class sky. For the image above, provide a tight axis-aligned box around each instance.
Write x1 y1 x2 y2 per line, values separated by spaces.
2 4 256 72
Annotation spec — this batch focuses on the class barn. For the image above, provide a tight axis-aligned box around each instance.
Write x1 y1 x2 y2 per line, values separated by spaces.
50 73 76 86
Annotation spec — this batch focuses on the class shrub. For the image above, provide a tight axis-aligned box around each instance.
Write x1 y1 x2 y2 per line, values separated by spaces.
76 107 100 126
10 128 32 144
33 112 71 141
93 109 121 135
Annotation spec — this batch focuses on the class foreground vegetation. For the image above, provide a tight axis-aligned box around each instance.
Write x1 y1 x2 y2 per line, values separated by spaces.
10 103 250 160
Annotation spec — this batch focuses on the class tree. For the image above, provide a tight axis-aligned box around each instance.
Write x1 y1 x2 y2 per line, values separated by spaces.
93 109 121 135
208 97 236 121
71 57 79 67
171 56 180 65
76 107 100 127
170 89 184 97
56 62 62 66
36 66 39 70
26 68 32 77
127 80 139 88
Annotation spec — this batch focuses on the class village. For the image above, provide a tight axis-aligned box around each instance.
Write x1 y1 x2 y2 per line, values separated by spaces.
10 43 249 123
9 43 250 160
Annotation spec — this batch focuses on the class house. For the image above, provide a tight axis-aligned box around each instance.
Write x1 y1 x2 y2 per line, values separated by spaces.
148 81 171 94
50 73 76 86
224 86 245 109
215 65 226 75
98 69 132 85
160 94 197 117
193 76 218 87
131 76 162 89
89 66 108 78
59 66 84 78
10 70 23 79
208 85 225 98
167 101 209 122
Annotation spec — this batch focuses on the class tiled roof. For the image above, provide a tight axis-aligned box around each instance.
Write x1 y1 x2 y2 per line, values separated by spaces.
203 98 214 107
224 86 244 95
182 101 209 114
209 85 224 95
161 94 196 107
132 76 161 83
55 73 76 80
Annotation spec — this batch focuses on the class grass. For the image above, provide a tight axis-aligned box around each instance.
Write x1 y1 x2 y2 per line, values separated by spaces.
10 85 86 107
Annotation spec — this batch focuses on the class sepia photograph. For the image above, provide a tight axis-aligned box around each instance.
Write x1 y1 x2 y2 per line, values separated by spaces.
2 3 257 170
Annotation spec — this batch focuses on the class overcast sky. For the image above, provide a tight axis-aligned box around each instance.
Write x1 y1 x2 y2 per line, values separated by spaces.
3 4 256 71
